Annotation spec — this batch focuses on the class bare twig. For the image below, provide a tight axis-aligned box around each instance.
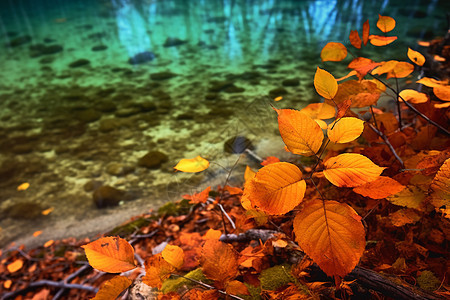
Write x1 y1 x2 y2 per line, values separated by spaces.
367 123 405 168
1 280 98 299
220 229 277 243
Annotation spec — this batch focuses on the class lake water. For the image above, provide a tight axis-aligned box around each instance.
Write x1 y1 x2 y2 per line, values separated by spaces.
0 0 448 248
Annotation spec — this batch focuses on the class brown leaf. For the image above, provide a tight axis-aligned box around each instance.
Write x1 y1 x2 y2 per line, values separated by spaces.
353 176 405 199
142 254 175 289
201 239 238 287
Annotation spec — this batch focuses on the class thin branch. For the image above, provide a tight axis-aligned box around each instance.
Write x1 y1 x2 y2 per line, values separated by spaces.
2 280 98 299
370 105 379 130
367 123 405 168
394 73 403 129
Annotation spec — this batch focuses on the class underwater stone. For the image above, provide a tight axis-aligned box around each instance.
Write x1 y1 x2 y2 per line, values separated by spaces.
92 45 108 51
282 78 300 87
39 56 55 64
224 136 254 154
150 71 178 80
83 180 103 192
69 59 90 68
224 85 245 93
11 143 34 154
269 87 288 97
95 101 117 113
29 44 63 57
205 93 218 100
128 51 155 65
105 162 134 176
163 37 186 47
138 151 169 169
208 80 235 93
9 35 32 47
75 109 101 123
138 102 157 112
115 107 141 118
99 118 121 132
93 185 126 208
7 202 43 219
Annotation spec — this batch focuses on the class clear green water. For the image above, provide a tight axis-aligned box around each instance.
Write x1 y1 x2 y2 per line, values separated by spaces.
0 0 448 248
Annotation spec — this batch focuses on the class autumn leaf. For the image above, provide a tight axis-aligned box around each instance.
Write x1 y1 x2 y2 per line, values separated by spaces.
244 165 256 183
429 158 450 210
376 15 396 33
17 182 30 191
203 228 222 240
389 209 421 227
399 89 429 104
369 35 397 46
275 108 324 156
336 99 352 119
433 85 450 101
387 185 426 210
314 67 338 99
321 42 347 62
242 162 306 215
362 20 370 46
7 259 24 273
353 176 405 199
225 280 250 296
300 103 336 120
349 30 361 49
327 117 364 143
261 156 280 166
348 57 382 79
82 236 136 273
416 77 447 88
293 200 366 277
142 254 175 289
407 48 425 66
323 153 385 187
201 239 238 287
162 244 184 269
373 60 414 79
92 276 132 300
330 80 381 108
174 156 209 173
182 186 211 204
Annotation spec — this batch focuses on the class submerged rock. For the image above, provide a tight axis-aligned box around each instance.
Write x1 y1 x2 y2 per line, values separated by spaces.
105 162 134 176
269 87 288 97
69 59 90 68
224 136 254 154
282 78 300 87
75 109 101 123
9 35 32 47
150 71 178 80
7 202 43 219
92 45 108 51
93 185 126 208
29 44 63 57
138 151 168 169
163 37 186 47
128 51 155 65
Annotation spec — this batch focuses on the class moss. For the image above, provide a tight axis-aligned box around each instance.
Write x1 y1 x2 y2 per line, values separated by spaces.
241 283 261 300
417 270 440 292
161 268 212 294
157 199 192 217
259 264 296 291
108 217 151 237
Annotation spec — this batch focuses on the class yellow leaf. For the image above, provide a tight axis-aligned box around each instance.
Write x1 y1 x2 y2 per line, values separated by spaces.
416 77 446 88
353 176 405 199
81 237 136 273
244 165 256 184
275 108 324 156
174 155 209 173
242 162 306 215
315 119 328 129
201 239 238 287
429 158 450 210
162 244 184 269
92 276 132 300
142 254 175 289
399 89 429 104
407 48 425 66
274 96 283 102
293 200 366 277
323 153 385 187
369 35 397 46
7 259 24 273
434 85 450 101
373 60 414 79
44 240 54 248
17 182 30 191
33 230 42 237
327 117 364 143
300 103 335 120
320 42 348 62
41 207 54 215
314 67 338 99
387 185 426 210
376 15 396 33
203 229 222 240
4 279 12 289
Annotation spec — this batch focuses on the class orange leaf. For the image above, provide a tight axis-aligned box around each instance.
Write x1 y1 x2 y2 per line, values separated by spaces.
17 182 30 191
376 15 396 33
429 158 450 210
369 35 397 46
92 276 132 300
328 117 364 143
321 42 348 62
389 209 421 227
41 207 54 215
44 240 54 248
353 176 405 199
225 280 250 296
336 99 352 119
7 259 24 273
407 48 425 66
3 279 12 289
349 30 361 49
244 165 256 184
373 60 414 79
330 80 382 108
261 156 280 166
433 85 450 101
362 20 370 46
416 77 446 88
33 230 42 237
242 162 306 215
203 229 222 240
162 244 184 269
224 185 243 195
275 108 324 156
348 57 381 79
82 236 136 273
201 239 238 286
387 185 426 210
323 153 385 187
314 67 338 99
293 200 365 277
336 70 358 82
399 89 429 104
300 103 335 120
142 254 175 289
182 186 211 204
174 155 209 173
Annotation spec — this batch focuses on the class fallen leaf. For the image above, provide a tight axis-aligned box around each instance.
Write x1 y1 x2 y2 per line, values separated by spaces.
353 176 405 199
261 156 280 166
321 42 347 62
92 276 132 300
323 153 385 187
390 209 421 227
7 259 24 273
3 279 12 289
17 182 30 191
41 207 54 215
225 280 250 295
293 200 365 277
174 156 209 173
429 158 450 210
203 229 222 240
274 96 283 102
182 186 211 204
142 254 175 289
162 244 184 269
33 230 42 237
82 236 136 273
327 117 364 143
44 240 54 248
387 185 426 210
201 239 238 287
